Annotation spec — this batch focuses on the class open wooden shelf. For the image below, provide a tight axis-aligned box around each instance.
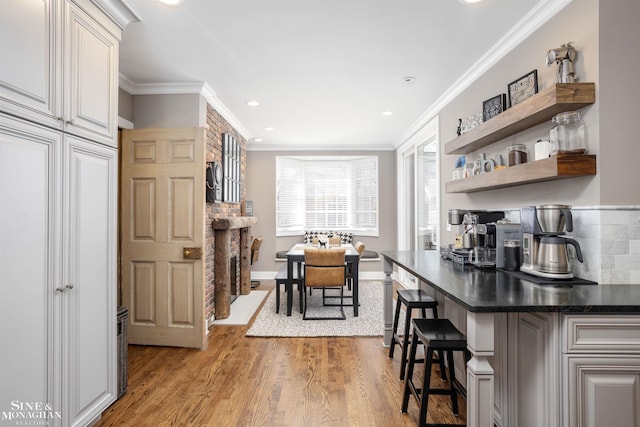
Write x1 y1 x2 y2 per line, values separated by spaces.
444 83 595 155
445 154 596 193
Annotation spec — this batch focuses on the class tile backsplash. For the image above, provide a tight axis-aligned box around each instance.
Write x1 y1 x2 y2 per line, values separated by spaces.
503 206 640 284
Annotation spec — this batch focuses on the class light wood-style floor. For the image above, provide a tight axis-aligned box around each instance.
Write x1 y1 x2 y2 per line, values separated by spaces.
96 281 467 426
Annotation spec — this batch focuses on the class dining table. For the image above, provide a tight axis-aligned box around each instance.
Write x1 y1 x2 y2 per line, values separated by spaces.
285 243 361 316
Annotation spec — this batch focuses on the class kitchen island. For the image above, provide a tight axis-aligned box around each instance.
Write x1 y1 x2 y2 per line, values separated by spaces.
382 250 640 427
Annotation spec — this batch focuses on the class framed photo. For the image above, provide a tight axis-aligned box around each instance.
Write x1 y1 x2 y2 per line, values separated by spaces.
482 93 507 122
508 69 538 107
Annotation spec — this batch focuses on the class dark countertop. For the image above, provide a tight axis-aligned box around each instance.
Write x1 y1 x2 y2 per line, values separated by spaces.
381 250 640 313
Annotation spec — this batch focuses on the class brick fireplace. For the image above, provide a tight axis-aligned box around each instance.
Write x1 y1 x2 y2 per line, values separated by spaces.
204 104 249 324
211 216 258 319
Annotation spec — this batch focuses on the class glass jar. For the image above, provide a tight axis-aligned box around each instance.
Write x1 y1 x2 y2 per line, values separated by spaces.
549 111 586 155
508 144 528 166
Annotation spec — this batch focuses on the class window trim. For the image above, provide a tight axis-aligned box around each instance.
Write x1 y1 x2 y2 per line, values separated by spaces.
276 155 379 237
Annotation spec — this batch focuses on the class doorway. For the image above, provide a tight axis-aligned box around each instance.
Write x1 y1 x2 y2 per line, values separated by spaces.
396 117 440 288
119 127 207 349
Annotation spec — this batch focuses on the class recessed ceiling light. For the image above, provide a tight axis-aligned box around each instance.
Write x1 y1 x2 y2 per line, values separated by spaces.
460 0 483 3
264 127 275 131
246 100 260 107
158 0 183 5
402 76 416 84
381 111 393 116
253 138 263 142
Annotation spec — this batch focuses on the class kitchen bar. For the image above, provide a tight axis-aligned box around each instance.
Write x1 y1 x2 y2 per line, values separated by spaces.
382 250 640 427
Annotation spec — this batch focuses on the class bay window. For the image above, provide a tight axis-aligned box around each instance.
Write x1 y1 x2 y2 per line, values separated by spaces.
276 156 378 236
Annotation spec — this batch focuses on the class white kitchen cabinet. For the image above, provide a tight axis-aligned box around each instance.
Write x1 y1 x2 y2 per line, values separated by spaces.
0 114 61 421
563 314 640 427
507 312 562 427
445 303 563 427
565 355 640 427
0 0 119 147
0 114 117 426
63 133 117 426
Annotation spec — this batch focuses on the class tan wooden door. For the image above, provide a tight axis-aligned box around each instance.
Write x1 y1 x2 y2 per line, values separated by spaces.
121 128 206 349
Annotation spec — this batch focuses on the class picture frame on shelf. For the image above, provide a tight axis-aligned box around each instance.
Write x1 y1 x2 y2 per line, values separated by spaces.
482 93 507 122
507 69 538 107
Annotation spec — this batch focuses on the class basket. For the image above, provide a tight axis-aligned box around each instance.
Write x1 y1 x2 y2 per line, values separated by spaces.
117 306 128 399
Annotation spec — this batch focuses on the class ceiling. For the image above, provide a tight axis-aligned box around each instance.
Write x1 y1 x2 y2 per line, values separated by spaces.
118 0 542 150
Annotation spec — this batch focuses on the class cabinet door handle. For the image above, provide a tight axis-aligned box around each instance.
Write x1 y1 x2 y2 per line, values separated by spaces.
56 287 66 293
65 284 75 290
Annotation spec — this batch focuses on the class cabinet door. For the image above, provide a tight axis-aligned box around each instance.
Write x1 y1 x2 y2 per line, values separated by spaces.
509 312 562 427
0 115 61 417
62 135 117 426
0 0 62 128
565 355 640 427
63 0 118 146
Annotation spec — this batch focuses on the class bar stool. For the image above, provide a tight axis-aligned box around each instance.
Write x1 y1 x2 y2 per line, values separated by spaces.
401 318 469 427
389 289 444 381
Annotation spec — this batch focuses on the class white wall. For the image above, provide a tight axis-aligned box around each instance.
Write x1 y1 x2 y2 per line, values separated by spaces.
598 0 640 205
132 93 203 128
440 0 600 231
435 0 640 283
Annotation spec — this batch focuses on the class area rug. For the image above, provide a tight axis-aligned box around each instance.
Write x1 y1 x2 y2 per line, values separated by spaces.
246 282 404 337
212 290 269 326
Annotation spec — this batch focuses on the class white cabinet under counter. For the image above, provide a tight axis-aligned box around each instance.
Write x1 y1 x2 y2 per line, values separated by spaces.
563 315 640 427
382 250 640 427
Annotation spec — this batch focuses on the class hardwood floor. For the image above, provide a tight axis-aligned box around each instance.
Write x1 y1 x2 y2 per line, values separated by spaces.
97 281 467 426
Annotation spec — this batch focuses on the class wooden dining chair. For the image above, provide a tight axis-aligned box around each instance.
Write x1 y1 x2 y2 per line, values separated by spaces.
303 247 347 320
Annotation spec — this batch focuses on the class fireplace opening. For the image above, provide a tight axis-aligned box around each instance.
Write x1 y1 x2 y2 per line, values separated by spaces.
230 256 238 304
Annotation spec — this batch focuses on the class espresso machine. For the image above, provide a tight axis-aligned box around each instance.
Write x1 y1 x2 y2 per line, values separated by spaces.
443 210 504 265
520 205 584 278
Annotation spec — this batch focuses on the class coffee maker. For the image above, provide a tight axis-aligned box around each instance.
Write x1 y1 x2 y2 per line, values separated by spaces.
520 205 584 278
461 211 504 268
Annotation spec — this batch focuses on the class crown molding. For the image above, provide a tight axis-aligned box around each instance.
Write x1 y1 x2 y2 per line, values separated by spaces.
90 0 140 30
394 0 573 148
118 73 136 94
199 84 252 139
246 143 396 152
117 77 252 139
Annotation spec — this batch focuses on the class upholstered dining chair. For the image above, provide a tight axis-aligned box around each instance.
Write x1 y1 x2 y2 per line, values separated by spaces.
303 247 347 320
328 236 342 246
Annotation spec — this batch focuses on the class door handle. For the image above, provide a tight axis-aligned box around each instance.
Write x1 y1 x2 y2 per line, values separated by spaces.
183 247 202 259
